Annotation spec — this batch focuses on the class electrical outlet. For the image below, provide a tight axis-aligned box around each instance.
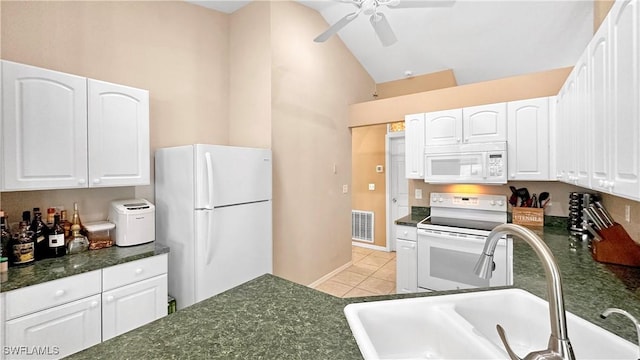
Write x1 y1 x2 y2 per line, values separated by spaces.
342 185 348 194
415 189 422 199
368 183 375 191
625 205 631 222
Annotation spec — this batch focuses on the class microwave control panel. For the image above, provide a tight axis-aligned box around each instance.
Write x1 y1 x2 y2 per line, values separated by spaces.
488 153 504 177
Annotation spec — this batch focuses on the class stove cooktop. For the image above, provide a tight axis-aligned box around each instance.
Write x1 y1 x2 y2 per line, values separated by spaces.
418 216 505 232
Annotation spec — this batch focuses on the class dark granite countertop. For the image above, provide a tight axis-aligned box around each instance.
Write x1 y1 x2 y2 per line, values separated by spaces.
1 243 170 293
394 206 429 226
67 227 640 359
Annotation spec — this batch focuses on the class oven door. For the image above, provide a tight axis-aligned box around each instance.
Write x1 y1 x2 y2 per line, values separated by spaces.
417 228 512 291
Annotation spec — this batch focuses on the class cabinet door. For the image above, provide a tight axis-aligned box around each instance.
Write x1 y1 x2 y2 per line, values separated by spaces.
590 16 612 192
609 0 640 200
88 79 150 187
462 103 507 143
396 239 417 293
5 295 101 360
405 113 425 179
574 51 591 188
559 72 578 184
507 97 550 181
424 108 462 146
1 60 88 190
102 274 167 341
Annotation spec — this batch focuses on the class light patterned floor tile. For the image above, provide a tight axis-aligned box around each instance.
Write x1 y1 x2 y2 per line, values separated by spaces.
370 267 396 282
356 277 395 295
352 246 374 255
314 279 353 297
331 270 367 287
344 287 378 298
368 251 396 260
352 252 366 263
346 263 379 276
358 255 391 267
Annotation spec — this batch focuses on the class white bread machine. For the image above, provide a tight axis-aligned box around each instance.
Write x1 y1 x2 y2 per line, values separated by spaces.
108 199 155 246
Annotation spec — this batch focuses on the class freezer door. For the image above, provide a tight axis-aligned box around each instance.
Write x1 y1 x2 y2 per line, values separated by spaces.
195 145 272 209
194 201 272 304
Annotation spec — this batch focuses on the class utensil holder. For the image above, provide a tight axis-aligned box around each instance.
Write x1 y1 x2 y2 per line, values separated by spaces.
512 208 544 227
592 223 640 267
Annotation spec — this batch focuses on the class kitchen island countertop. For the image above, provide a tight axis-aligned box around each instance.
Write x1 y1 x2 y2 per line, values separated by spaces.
68 228 640 359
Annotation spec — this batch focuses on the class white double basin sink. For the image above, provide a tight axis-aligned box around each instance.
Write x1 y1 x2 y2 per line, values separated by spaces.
344 289 638 359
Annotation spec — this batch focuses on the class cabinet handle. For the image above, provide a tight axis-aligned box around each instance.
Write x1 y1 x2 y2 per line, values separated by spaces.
106 295 114 302
93 178 101 184
90 301 99 308
511 173 515 178
456 138 461 142
78 178 86 185
55 289 65 297
135 268 143 275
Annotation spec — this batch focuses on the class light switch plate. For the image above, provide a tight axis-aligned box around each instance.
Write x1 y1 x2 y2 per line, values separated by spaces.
343 184 348 194
415 189 422 199
368 183 375 191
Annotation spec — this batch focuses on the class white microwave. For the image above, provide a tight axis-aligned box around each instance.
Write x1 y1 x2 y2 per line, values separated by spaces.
424 142 507 184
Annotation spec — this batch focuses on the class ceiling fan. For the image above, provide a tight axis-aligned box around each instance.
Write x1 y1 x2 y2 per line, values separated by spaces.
314 0 455 47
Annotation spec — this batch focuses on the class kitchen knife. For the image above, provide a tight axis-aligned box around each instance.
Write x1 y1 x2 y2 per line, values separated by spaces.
531 194 538 208
594 201 615 226
583 221 603 242
588 205 610 229
583 208 604 230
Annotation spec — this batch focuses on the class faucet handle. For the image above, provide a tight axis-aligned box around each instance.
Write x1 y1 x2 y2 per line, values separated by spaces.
497 324 523 360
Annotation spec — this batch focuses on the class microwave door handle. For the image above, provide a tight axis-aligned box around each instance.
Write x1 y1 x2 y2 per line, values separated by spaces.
482 154 488 179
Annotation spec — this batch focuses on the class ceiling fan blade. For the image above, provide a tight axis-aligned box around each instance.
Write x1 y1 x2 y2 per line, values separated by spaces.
387 0 455 8
370 12 397 47
314 12 359 43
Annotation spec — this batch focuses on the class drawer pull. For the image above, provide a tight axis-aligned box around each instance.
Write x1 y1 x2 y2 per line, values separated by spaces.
135 268 143 275
106 295 114 302
55 289 65 297
90 301 99 308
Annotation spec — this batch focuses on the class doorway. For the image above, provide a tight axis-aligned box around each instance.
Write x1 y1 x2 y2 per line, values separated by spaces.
386 132 409 252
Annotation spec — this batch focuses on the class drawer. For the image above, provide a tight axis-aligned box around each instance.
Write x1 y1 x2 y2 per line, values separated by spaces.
5 270 101 320
396 225 417 241
103 254 167 291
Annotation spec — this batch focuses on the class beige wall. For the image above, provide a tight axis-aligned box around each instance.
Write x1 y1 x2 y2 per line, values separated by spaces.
351 125 388 248
270 1 375 285
349 67 571 127
375 69 457 100
594 0 615 32
0 1 229 222
229 1 272 148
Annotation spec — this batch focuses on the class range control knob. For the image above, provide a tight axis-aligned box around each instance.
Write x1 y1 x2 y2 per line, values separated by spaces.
490 200 496 206
497 200 504 206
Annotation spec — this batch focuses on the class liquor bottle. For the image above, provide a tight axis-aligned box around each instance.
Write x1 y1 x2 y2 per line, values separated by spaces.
22 210 31 224
48 215 66 257
46 207 56 228
60 210 71 239
30 208 49 260
67 222 89 254
70 203 87 236
0 211 12 259
10 221 35 265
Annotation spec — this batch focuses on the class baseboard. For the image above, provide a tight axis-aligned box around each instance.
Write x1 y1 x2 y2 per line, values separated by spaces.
351 241 389 252
308 261 353 289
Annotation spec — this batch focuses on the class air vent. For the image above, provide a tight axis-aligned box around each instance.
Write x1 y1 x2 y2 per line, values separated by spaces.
352 210 374 243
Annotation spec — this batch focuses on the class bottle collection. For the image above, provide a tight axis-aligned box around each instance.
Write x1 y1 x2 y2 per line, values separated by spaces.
0 203 88 267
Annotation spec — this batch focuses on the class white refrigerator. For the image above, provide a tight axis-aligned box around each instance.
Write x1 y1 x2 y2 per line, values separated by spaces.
155 144 272 310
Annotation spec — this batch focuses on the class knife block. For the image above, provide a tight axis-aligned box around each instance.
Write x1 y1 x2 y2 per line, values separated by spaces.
591 223 640 267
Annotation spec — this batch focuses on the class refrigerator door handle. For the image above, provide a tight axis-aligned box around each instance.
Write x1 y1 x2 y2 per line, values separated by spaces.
205 152 214 209
205 210 214 265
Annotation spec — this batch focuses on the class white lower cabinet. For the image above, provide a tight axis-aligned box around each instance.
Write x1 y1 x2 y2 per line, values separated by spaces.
102 274 168 341
1 255 168 359
395 225 418 294
5 295 102 360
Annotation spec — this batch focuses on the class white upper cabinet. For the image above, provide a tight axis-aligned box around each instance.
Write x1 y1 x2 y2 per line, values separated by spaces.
1 60 150 191
507 97 550 181
1 61 89 190
462 103 507 144
574 50 591 189
405 113 425 179
590 15 612 193
609 0 640 199
424 104 506 147
88 79 150 187
424 108 462 146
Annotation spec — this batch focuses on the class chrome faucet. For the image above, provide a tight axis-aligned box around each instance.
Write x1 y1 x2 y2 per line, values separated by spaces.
600 308 640 360
474 223 576 360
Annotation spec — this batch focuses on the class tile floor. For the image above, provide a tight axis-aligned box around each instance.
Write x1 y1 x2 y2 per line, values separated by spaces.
314 246 396 297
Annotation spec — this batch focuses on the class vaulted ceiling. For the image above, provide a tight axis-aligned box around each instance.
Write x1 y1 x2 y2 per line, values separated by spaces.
188 0 593 85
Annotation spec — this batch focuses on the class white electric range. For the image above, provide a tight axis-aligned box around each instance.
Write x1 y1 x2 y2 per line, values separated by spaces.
417 193 513 291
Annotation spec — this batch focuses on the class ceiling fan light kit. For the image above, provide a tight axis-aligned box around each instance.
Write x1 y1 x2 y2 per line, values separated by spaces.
314 0 455 47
